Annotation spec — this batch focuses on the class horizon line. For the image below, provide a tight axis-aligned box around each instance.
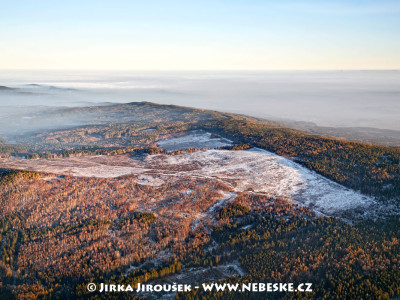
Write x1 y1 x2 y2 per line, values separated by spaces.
1 68 400 72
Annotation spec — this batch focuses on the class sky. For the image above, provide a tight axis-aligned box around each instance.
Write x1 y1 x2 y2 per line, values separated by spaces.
1 0 400 70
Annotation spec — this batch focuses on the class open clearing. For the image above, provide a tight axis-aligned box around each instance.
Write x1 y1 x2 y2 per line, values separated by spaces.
157 130 232 151
0 148 375 216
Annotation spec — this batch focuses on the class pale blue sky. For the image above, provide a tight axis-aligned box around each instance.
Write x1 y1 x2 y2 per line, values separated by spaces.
1 0 400 70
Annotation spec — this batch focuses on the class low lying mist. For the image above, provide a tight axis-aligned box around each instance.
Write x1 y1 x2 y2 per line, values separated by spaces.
1 70 399 143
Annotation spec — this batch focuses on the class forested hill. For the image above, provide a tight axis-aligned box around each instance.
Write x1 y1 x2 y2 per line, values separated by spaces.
1 101 400 200
0 102 400 299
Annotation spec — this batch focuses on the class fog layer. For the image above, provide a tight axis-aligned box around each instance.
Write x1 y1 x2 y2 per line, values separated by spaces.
1 70 399 131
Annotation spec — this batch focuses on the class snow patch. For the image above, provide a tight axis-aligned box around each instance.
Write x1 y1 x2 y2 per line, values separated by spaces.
140 128 156 132
157 130 232 152
136 175 164 186
147 149 376 215
0 148 377 216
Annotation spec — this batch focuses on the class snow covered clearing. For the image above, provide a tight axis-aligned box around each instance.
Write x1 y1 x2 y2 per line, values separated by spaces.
145 149 376 215
157 130 232 152
0 147 376 216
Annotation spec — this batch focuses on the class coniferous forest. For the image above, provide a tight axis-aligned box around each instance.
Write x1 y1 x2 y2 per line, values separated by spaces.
0 103 399 299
